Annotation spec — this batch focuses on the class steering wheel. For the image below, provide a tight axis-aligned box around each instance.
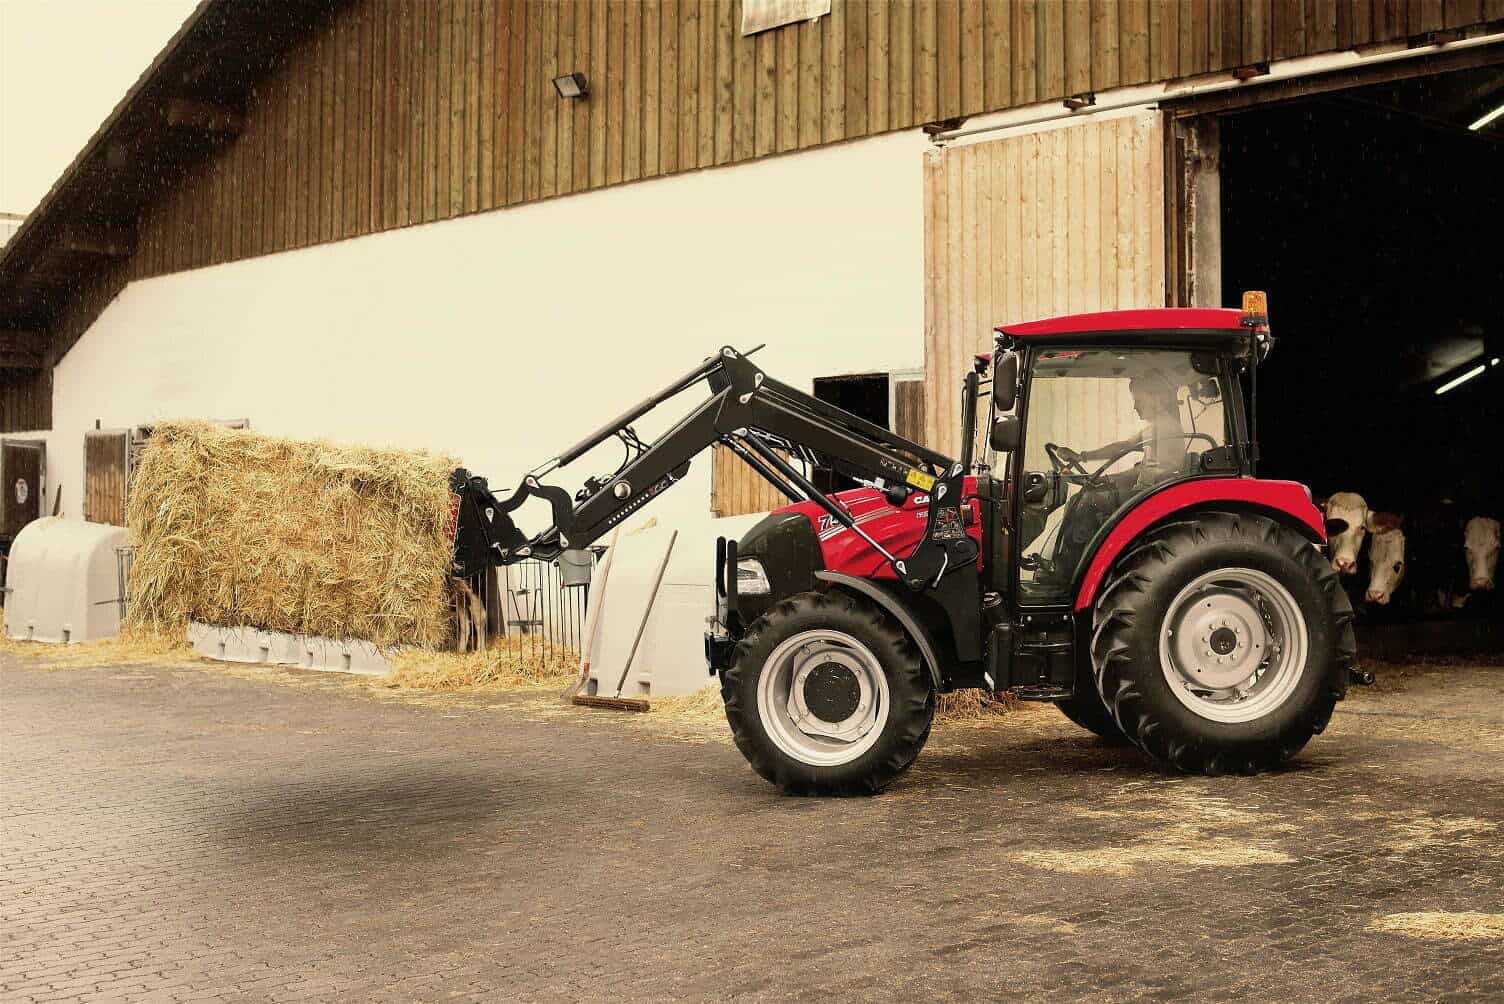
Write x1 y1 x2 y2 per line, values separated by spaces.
1078 433 1221 487
1047 434 1220 489
1044 442 1088 478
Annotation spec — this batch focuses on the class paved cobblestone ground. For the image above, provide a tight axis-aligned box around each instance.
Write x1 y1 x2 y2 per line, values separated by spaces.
3 652 1502 1002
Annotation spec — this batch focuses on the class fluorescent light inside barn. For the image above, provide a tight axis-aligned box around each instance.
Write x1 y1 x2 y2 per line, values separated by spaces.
1435 364 1487 395
1469 101 1504 131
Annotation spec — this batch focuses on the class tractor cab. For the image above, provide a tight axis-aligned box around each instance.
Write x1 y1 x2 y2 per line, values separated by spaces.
985 304 1263 608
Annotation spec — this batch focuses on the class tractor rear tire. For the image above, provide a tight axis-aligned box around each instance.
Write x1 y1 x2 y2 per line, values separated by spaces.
1090 511 1355 775
720 590 935 796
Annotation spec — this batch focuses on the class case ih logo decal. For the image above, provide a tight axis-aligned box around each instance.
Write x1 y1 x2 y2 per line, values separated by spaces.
817 509 897 542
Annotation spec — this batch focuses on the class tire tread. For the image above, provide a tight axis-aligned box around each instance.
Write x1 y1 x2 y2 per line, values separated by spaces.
1090 511 1354 775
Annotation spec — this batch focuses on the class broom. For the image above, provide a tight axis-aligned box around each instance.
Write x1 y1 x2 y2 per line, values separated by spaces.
561 525 622 702
572 529 678 713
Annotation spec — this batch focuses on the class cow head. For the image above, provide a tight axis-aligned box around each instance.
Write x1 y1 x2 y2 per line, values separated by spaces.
1325 492 1368 575
1365 517 1405 605
1464 516 1500 592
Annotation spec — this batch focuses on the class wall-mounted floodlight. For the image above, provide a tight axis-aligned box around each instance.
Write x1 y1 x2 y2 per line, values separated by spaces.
552 72 589 100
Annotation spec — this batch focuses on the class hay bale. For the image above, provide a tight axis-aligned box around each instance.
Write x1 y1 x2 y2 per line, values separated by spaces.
127 420 459 648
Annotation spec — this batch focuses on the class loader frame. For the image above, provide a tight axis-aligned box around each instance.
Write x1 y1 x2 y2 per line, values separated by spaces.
449 306 1347 707
449 346 982 593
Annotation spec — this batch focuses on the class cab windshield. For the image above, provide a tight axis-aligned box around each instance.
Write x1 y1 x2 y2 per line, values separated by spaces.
1015 348 1229 604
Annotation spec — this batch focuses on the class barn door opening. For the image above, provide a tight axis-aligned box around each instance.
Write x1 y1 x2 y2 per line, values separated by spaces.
1168 58 1504 516
1 439 45 541
811 373 889 494
923 110 1169 455
710 370 928 517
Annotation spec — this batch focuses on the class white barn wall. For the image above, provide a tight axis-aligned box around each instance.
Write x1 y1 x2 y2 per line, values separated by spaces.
44 128 929 530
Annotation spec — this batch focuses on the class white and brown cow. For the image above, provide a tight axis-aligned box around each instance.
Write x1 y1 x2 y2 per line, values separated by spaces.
1324 492 1370 575
1364 514 1406 606
1464 516 1500 593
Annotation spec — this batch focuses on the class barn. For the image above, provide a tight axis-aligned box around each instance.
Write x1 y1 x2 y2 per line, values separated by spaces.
0 0 1500 606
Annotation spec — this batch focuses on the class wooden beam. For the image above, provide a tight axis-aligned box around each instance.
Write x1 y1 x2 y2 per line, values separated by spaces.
0 331 46 356
0 351 43 370
57 224 137 257
163 98 245 135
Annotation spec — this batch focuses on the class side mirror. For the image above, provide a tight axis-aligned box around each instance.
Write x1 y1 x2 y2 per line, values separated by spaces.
990 414 1021 453
993 352 1019 413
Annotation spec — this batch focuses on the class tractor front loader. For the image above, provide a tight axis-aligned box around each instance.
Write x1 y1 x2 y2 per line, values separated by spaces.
450 293 1360 794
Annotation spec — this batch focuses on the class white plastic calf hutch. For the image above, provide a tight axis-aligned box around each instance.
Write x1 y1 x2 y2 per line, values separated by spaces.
4 517 129 643
583 515 764 700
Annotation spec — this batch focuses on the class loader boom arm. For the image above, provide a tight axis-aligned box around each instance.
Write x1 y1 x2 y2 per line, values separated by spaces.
450 346 980 590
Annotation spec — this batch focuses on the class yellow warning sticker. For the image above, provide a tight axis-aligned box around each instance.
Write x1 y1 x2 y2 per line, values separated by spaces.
905 469 937 491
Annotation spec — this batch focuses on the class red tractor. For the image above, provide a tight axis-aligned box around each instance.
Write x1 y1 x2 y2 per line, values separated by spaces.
452 292 1359 794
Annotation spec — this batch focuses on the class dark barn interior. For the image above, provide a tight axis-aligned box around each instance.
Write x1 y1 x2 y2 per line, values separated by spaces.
1220 65 1504 518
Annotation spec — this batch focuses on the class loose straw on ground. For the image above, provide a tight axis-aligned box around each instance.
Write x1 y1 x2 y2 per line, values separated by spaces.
0 607 196 669
385 640 578 691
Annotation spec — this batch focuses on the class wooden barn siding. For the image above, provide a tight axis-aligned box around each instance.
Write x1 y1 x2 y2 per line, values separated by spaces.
13 0 1498 435
119 0 1498 294
922 112 1167 455
710 443 789 517
0 374 48 433
84 431 130 527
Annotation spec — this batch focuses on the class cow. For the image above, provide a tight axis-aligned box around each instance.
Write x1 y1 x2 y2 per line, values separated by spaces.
1465 516 1500 593
1364 516 1406 606
1324 492 1369 575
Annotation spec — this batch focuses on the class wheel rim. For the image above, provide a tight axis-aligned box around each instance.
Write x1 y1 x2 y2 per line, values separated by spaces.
756 629 891 767
1157 567 1309 724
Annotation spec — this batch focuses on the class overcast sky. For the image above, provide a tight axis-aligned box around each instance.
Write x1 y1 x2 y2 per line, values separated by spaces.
1 0 197 215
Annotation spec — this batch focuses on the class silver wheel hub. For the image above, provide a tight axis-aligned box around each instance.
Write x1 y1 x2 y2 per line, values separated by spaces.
1158 568 1309 724
1168 589 1265 691
757 629 890 766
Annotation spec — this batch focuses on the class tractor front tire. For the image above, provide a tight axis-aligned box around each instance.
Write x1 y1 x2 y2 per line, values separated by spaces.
1091 511 1354 775
720 590 935 796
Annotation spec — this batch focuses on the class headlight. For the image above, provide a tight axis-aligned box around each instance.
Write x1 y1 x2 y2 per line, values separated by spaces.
736 558 771 595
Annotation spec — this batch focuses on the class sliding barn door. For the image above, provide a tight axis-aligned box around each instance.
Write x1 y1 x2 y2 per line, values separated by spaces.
923 111 1168 455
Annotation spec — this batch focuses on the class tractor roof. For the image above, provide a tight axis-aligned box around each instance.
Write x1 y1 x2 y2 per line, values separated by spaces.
996 308 1246 339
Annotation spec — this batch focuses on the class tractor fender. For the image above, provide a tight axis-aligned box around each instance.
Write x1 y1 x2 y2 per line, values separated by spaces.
815 571 944 689
1073 478 1325 613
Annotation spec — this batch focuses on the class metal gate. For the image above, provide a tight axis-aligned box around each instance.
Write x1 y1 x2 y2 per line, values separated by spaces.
461 556 592 660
